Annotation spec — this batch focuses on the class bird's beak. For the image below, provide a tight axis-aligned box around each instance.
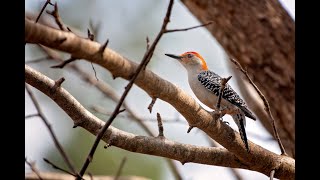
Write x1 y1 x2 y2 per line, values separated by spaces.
165 53 183 61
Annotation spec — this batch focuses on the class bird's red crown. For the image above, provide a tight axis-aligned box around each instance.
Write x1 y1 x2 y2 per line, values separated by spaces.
181 51 208 70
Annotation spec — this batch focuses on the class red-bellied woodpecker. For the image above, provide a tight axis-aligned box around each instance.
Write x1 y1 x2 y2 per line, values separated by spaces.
165 51 256 152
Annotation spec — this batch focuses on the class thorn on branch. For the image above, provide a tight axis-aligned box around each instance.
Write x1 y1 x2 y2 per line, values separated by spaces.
180 161 187 165
187 126 194 133
98 39 109 55
119 109 126 114
50 77 65 94
51 57 78 69
87 29 95 41
73 121 81 128
157 113 164 137
148 97 157 113
216 76 232 109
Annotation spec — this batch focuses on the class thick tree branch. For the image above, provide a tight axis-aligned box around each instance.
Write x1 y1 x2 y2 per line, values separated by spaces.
25 65 249 170
25 20 294 179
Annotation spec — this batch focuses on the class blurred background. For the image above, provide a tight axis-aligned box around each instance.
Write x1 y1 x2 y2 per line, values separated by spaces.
25 0 295 179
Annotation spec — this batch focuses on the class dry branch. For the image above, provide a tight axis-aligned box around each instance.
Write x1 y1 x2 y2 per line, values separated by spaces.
25 19 294 179
25 64 294 179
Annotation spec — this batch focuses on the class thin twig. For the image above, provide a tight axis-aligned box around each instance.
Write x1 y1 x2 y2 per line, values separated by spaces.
25 84 79 177
147 97 157 113
25 158 44 180
165 21 213 33
270 169 275 180
35 0 53 23
157 113 164 137
229 57 287 155
51 56 78 68
25 113 39 120
90 62 99 81
87 29 99 81
77 1 175 178
114 157 127 180
216 76 232 109
46 2 66 31
43 158 78 177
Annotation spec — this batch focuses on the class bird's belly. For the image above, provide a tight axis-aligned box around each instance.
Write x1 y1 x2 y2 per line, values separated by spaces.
188 77 219 110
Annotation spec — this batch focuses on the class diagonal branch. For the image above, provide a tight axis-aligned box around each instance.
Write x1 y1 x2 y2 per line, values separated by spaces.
25 83 79 177
43 158 78 178
229 57 287 155
78 0 176 178
25 20 295 179
165 21 213 33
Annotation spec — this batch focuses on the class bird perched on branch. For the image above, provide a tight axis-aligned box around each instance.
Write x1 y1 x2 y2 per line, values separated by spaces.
165 51 256 152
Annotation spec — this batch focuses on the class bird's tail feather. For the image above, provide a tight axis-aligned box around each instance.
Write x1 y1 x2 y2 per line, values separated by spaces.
232 111 249 152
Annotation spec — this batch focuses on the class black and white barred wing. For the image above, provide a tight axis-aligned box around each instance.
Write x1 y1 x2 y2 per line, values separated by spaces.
197 71 256 120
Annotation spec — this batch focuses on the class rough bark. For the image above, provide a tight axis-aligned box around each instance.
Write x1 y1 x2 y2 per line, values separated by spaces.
25 19 295 179
181 0 295 157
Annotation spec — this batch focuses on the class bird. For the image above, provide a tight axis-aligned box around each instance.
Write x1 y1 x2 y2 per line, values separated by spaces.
165 51 256 152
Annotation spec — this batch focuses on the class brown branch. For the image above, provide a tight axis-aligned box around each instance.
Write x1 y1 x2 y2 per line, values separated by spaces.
25 158 44 180
229 58 287 155
26 64 259 171
114 157 127 180
25 113 39 120
78 1 176 178
25 20 295 179
165 21 213 33
35 0 53 23
156 113 164 137
46 2 66 31
25 83 78 177
43 158 77 178
51 56 78 69
147 97 157 113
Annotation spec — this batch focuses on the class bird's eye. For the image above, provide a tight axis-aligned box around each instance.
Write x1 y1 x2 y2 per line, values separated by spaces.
187 54 193 58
